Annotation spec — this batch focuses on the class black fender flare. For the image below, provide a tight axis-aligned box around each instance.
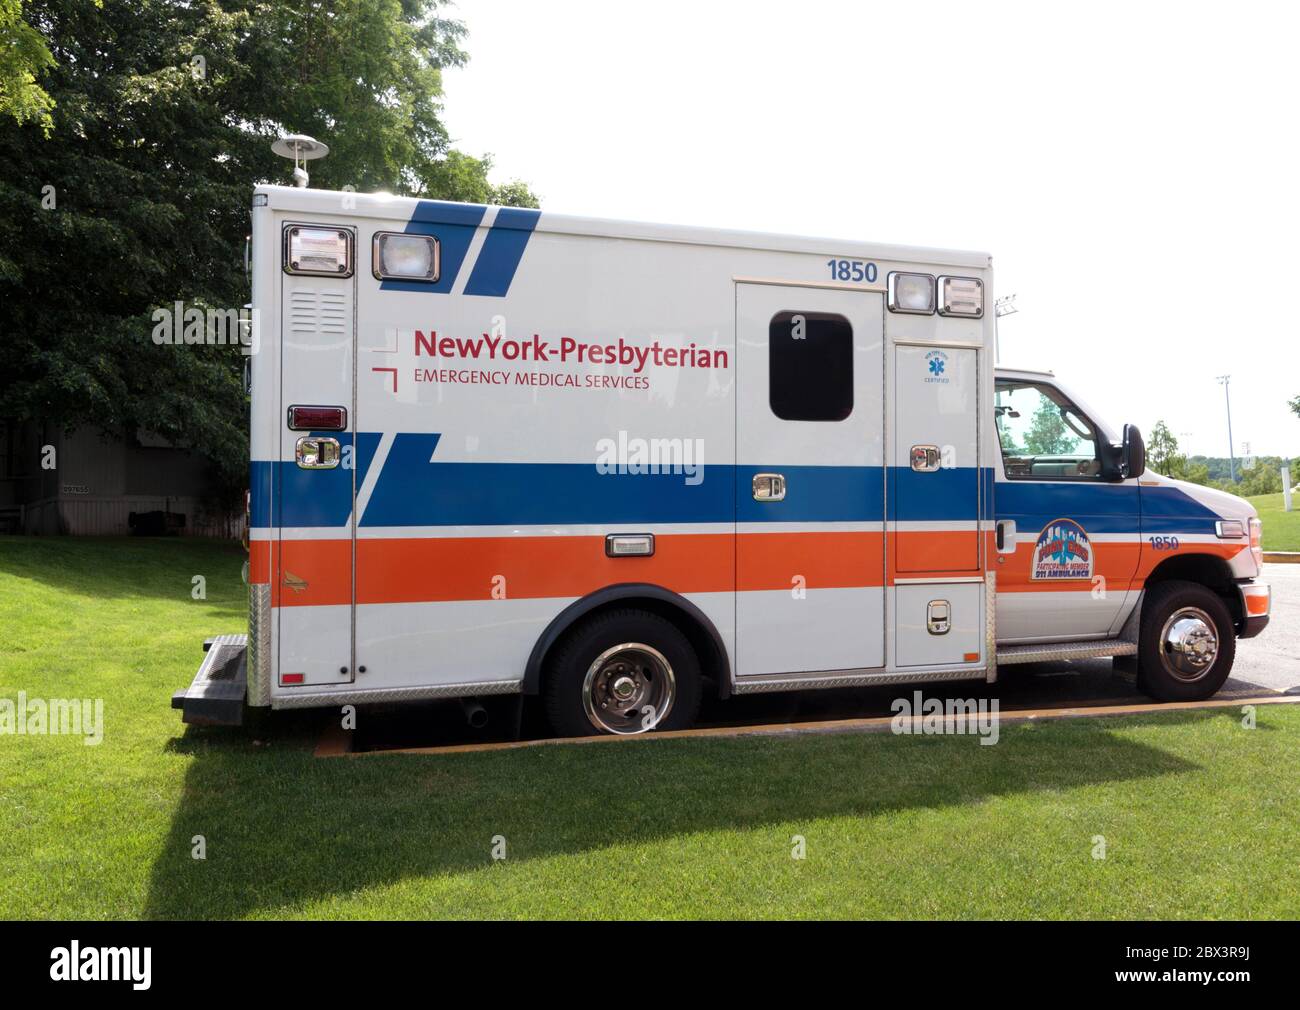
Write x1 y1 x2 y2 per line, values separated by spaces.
522 583 732 698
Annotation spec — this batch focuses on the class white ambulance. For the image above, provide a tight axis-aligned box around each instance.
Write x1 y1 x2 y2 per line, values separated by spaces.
173 170 1272 735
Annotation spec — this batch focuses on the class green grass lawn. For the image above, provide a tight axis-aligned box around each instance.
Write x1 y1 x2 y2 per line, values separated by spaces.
1 536 1298 919
1248 493 1300 551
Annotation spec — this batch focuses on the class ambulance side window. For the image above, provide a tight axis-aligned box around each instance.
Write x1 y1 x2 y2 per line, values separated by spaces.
768 311 853 421
995 380 1103 480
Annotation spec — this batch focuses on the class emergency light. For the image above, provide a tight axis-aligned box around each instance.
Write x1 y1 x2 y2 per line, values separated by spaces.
938 276 984 318
887 272 935 314
373 232 440 282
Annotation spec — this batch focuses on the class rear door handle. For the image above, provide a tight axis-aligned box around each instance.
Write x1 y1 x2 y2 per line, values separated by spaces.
752 473 786 502
295 436 341 470
910 444 941 472
996 519 1017 554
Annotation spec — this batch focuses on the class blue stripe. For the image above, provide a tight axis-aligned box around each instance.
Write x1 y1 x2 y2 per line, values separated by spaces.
995 480 1139 534
995 480 1223 536
380 201 487 294
251 432 382 528
890 467 983 523
1139 485 1223 536
463 208 540 297
254 440 1228 535
361 434 733 527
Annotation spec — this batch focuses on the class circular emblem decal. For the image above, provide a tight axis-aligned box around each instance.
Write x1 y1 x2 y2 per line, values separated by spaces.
1031 518 1094 581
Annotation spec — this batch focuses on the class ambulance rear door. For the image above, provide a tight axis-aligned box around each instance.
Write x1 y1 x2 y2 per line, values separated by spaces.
274 220 358 688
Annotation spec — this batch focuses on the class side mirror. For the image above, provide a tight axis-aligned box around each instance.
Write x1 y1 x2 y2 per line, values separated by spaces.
1122 424 1145 479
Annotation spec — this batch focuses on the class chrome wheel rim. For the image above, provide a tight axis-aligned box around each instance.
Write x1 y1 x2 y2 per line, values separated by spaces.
1159 606 1219 681
582 642 675 735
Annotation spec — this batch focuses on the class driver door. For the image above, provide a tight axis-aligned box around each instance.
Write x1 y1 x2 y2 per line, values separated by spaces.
992 379 1140 642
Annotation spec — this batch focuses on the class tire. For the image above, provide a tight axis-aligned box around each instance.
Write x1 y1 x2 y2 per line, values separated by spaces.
1136 580 1235 702
543 608 703 737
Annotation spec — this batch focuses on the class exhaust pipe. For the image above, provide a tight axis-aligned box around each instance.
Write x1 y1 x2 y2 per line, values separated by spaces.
460 697 489 729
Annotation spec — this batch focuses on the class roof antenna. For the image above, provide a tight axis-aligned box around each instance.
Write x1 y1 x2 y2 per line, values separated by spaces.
271 134 329 188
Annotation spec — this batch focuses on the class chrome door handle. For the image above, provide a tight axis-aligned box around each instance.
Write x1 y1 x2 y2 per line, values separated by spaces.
910 444 941 472
295 435 341 469
752 472 786 502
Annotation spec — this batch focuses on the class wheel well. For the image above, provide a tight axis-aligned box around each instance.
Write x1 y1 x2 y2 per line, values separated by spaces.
523 584 732 698
1143 553 1242 627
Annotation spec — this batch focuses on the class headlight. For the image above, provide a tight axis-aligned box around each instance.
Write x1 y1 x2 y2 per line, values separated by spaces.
1215 519 1245 538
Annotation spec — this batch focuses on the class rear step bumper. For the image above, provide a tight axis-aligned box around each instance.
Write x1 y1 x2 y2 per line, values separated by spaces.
172 634 247 726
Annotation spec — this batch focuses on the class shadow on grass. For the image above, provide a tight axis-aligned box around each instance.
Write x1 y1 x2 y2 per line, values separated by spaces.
0 535 246 616
142 708 1218 919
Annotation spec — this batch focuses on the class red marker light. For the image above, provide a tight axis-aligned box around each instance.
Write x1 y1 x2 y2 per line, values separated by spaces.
287 405 347 431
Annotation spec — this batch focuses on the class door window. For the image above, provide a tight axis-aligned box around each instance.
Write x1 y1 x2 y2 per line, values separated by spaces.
995 380 1103 480
768 311 853 421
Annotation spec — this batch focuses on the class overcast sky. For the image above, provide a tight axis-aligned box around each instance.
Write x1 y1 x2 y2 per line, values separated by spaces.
442 0 1300 461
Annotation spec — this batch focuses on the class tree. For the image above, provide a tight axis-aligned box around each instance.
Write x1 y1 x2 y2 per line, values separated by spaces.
0 0 55 134
1146 420 1188 478
0 0 537 499
1237 459 1282 497
1290 395 1300 420
1024 401 1076 455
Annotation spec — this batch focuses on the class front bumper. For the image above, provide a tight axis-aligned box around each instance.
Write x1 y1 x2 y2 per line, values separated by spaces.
1237 582 1271 639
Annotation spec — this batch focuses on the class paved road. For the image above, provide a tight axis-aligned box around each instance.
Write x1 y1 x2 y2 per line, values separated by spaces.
1232 562 1300 693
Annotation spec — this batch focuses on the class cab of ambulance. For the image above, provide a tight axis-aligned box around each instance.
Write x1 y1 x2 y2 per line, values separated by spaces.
991 371 1141 642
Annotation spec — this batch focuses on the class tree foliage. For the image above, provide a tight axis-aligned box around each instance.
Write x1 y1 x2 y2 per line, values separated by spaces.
1147 420 1187 477
0 0 55 133
0 0 537 498
1023 400 1076 455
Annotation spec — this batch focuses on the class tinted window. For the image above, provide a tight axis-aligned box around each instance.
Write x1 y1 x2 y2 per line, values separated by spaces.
769 311 853 421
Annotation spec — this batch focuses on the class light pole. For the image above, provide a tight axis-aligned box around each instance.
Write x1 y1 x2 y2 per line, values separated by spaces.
993 294 1017 364
1216 375 1236 483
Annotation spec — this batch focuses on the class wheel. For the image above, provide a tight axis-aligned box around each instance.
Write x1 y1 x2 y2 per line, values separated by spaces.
543 609 702 737
1136 580 1235 702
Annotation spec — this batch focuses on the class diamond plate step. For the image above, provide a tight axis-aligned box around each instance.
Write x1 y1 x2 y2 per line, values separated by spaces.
996 640 1137 665
172 633 247 726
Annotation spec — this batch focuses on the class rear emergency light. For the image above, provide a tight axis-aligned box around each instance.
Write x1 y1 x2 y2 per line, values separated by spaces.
938 276 984 318
887 272 935 314
287 405 347 431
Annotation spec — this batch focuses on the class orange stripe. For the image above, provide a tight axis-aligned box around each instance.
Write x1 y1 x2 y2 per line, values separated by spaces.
737 532 881 592
279 539 350 606
997 541 1139 593
249 540 272 584
275 532 903 606
1132 541 1246 579
888 530 984 581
